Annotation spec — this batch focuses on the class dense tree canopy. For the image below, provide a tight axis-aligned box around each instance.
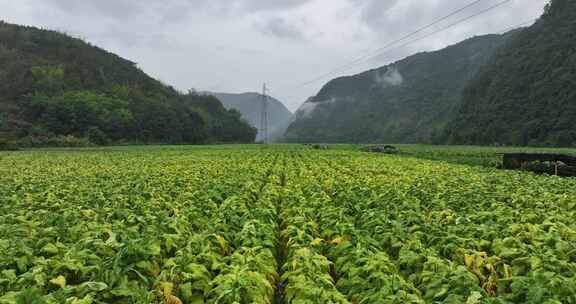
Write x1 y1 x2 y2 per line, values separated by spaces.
0 21 256 146
284 1 576 148
444 0 576 147
284 34 511 144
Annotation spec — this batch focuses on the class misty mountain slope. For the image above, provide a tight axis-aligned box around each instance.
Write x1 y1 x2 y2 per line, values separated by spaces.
284 33 514 144
208 92 293 141
0 21 256 145
444 0 576 147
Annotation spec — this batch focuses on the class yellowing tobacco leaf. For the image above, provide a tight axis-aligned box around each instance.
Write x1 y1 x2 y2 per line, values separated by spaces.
50 275 66 288
215 235 228 254
161 282 174 297
69 295 94 304
166 295 183 304
161 282 183 304
310 238 324 246
503 264 513 279
330 236 347 246
80 209 96 217
464 254 474 268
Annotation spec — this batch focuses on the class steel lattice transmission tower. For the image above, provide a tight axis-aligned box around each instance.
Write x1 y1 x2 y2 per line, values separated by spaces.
260 83 269 144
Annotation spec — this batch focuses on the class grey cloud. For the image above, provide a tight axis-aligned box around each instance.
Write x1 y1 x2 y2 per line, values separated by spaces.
46 0 309 20
239 0 309 11
257 17 306 40
93 30 171 48
349 0 400 29
1 0 548 111
344 0 548 69
48 0 145 19
349 0 547 37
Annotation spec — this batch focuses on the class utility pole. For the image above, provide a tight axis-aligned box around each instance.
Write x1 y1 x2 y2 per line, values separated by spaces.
260 83 268 144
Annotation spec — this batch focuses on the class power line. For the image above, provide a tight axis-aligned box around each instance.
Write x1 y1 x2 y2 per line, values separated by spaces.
357 0 515 66
277 0 514 93
277 0 487 91
268 16 537 105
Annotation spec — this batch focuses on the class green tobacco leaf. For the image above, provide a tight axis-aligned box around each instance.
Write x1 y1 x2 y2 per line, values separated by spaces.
465 291 483 304
41 243 59 255
16 288 46 304
149 242 162 256
67 295 95 304
77 282 108 293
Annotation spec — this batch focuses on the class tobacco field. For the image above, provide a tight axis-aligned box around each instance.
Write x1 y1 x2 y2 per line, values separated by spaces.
1 146 576 304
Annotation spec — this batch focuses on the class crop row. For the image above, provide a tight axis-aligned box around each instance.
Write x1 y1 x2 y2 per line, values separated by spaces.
1 147 576 303
0 150 280 303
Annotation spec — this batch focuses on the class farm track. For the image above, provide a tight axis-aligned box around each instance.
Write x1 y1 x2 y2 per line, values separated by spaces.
272 156 288 304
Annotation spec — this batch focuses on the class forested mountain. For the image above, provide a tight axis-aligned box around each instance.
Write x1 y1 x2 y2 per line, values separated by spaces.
284 33 514 144
206 92 292 142
0 21 256 147
444 0 576 147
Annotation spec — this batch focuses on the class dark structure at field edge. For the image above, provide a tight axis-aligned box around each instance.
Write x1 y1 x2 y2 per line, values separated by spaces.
502 153 576 176
361 145 399 154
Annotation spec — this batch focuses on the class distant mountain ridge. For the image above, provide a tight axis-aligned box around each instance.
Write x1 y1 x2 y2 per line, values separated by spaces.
284 32 514 143
207 92 293 142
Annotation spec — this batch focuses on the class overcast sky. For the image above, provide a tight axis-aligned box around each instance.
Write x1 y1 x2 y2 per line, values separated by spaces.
2 0 547 111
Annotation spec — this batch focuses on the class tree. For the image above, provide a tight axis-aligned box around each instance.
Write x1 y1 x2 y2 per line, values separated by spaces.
87 127 110 145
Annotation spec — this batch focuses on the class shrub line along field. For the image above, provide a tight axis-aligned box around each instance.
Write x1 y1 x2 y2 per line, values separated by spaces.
1 145 575 303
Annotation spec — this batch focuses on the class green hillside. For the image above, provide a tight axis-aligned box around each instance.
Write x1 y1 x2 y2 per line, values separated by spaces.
0 21 256 147
444 0 576 147
284 33 513 144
